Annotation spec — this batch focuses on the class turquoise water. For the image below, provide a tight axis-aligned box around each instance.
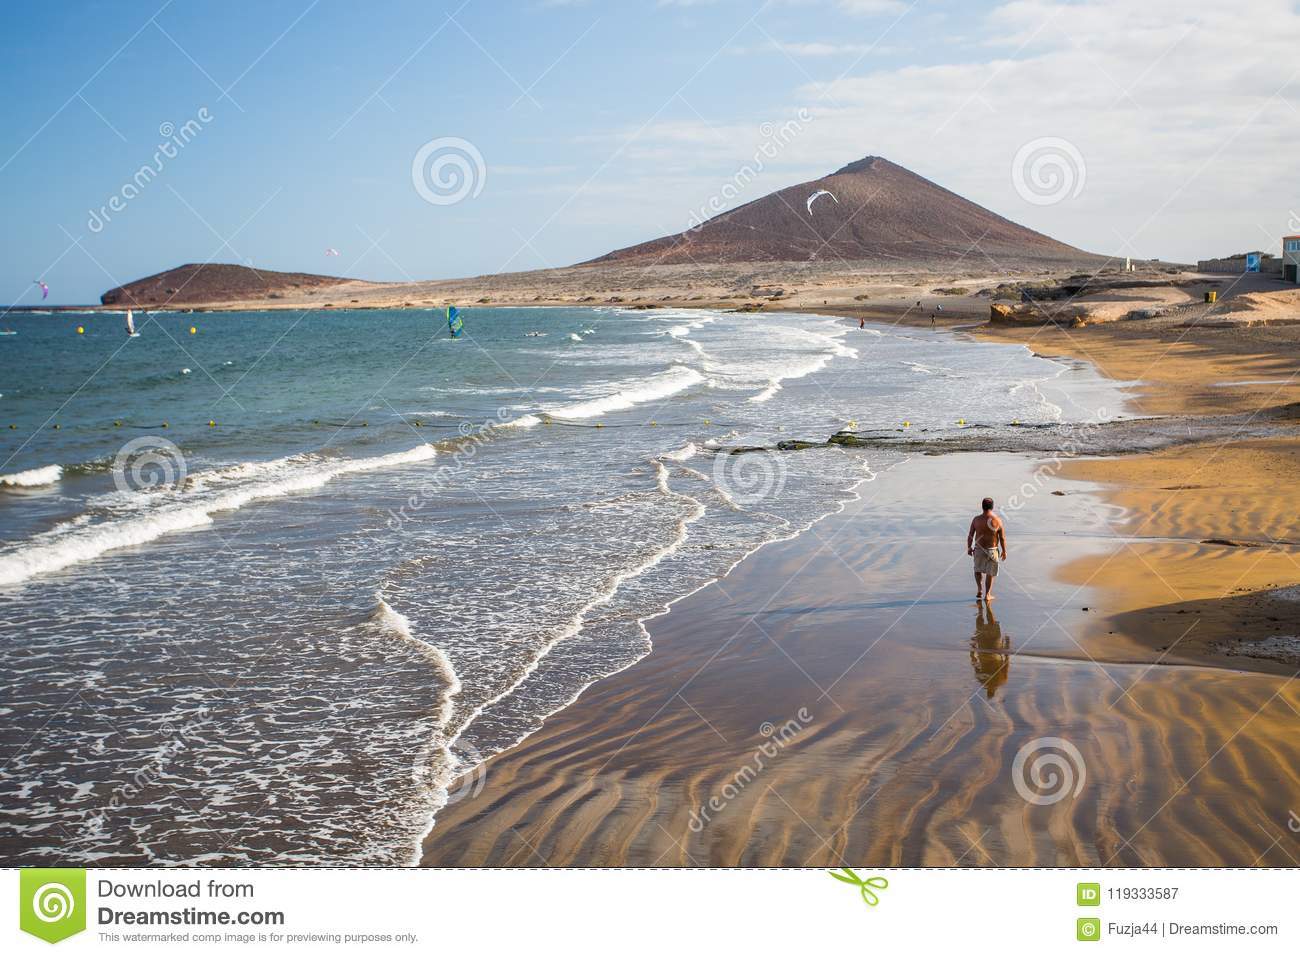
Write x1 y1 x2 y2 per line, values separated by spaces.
0 306 1125 864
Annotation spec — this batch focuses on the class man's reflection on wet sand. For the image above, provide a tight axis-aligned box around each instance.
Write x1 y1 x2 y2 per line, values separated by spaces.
970 603 1010 698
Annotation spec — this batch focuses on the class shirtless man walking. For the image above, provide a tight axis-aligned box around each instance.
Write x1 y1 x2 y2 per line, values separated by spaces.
966 496 1008 601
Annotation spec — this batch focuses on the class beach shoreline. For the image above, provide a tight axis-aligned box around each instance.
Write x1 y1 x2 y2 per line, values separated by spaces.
11 274 1298 867
419 446 1299 866
418 294 1300 867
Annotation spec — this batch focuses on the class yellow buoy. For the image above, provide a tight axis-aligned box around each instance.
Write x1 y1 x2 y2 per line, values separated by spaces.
161 421 169 428
903 420 911 428
595 422 605 428
957 418 966 425
76 326 85 334
649 420 657 426
8 424 15 430
208 420 216 427
189 326 197 334
703 418 711 425
114 420 122 427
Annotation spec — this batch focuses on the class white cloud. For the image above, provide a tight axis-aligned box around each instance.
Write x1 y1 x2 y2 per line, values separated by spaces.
731 39 898 56
579 0 1300 262
837 0 908 14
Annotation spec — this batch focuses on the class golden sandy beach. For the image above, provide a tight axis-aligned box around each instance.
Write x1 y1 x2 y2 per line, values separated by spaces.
58 241 1300 867
419 283 1300 867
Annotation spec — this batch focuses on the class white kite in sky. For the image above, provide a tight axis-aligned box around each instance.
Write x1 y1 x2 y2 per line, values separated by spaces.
805 189 839 216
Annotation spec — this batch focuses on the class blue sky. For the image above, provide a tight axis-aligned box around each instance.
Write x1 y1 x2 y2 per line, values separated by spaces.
3 0 1299 304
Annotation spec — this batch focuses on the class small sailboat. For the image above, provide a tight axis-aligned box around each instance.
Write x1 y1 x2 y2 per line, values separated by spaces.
125 309 138 337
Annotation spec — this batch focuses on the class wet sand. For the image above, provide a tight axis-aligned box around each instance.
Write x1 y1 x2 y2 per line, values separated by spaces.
413 284 1300 867
421 448 1300 866
42 229 1300 864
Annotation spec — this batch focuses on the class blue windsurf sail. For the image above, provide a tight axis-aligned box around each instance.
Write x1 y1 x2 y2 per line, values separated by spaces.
447 305 464 338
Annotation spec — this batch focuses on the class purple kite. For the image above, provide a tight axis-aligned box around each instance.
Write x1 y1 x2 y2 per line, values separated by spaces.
34 280 48 300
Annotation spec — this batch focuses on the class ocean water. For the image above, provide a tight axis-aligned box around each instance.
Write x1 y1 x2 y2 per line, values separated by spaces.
0 306 1125 865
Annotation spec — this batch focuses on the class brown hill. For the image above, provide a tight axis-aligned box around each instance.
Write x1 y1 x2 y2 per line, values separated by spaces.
100 263 352 307
585 156 1099 268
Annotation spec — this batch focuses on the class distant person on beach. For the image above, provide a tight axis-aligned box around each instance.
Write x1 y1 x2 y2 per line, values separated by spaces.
967 496 1007 601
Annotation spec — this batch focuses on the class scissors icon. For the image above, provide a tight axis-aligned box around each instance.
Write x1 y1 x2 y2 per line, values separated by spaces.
828 867 889 906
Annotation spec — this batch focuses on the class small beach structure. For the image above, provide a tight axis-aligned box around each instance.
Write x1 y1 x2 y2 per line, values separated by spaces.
1283 235 1300 283
1197 249 1283 276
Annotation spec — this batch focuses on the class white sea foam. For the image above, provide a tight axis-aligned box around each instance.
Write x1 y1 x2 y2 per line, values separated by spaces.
0 464 62 488
372 593 462 726
741 352 832 402
545 365 705 420
1009 377 1064 422
899 360 949 375
664 323 709 360
1 306 1137 868
0 445 437 586
661 442 698 462
502 413 541 429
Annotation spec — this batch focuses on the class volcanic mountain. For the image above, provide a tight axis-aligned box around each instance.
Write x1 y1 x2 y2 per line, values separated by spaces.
98 156 1104 310
100 263 354 307
585 156 1099 268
